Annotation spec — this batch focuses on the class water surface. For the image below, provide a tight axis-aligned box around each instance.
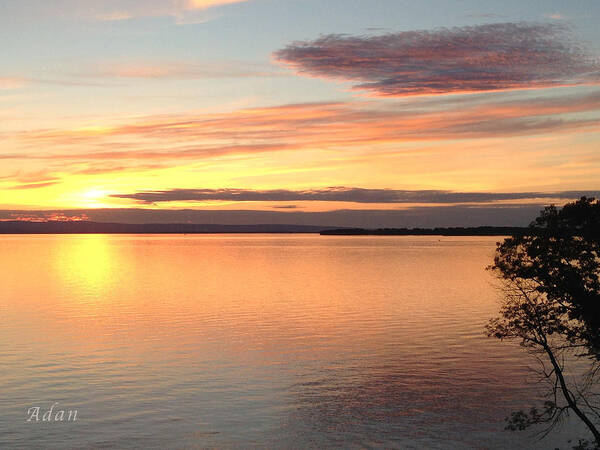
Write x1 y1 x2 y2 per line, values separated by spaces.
0 235 586 448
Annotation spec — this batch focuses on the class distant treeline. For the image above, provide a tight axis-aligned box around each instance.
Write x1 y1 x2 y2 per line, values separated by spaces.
320 227 528 236
0 221 530 236
0 221 331 234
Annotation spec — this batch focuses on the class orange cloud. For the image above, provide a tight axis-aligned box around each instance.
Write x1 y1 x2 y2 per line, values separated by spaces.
8 181 60 190
1 89 599 212
6 90 600 168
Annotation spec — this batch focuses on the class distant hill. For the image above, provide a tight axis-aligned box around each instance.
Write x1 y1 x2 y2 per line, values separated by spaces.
0 221 528 235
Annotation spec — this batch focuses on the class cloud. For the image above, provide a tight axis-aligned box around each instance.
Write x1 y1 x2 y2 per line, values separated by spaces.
0 170 60 184
110 0 251 23
110 187 600 204
274 22 600 96
0 212 89 222
12 0 253 23
5 89 600 167
7 181 60 190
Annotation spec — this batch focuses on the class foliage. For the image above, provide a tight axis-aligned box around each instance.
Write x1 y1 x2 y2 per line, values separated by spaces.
487 198 600 445
492 197 600 357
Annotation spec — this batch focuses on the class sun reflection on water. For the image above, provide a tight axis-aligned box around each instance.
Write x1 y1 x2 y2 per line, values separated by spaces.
54 234 115 298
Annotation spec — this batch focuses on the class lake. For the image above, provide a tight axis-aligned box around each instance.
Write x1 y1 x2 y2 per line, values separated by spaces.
0 235 586 448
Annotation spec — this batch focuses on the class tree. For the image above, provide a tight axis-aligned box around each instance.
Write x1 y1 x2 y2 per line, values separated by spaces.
492 197 600 358
487 197 600 446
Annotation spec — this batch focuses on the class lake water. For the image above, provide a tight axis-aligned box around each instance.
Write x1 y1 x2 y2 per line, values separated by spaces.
0 235 587 448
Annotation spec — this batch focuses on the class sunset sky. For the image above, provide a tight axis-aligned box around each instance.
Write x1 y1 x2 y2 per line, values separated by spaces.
2 0 600 226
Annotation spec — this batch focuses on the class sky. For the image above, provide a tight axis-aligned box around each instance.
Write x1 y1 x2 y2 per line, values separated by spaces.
1 0 600 226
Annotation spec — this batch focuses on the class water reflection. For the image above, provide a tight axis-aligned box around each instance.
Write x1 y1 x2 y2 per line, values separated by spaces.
0 235 587 449
53 234 115 298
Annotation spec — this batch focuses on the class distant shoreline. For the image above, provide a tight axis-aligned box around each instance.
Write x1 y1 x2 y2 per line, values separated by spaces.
320 226 526 236
0 221 327 234
0 221 525 236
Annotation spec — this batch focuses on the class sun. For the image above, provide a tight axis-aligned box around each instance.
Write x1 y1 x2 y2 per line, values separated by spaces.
80 189 113 208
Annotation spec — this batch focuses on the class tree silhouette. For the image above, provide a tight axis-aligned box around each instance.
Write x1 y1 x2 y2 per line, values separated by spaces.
492 197 600 358
487 197 600 446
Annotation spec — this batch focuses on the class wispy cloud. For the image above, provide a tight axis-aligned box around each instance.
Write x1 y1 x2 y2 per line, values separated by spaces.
111 187 600 204
0 170 60 184
120 0 252 23
16 0 254 23
274 22 600 96
7 181 60 190
5 89 600 168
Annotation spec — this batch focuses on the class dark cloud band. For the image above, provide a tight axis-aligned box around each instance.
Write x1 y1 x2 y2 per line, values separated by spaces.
111 187 600 204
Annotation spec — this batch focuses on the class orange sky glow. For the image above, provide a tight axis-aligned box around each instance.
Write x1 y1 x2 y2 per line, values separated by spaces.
2 1 600 225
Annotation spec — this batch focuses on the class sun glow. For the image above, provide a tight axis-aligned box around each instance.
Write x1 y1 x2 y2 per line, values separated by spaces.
80 189 113 208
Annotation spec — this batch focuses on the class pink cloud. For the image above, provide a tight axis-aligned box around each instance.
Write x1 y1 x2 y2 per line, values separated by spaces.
11 90 600 150
274 23 600 96
2 89 599 179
